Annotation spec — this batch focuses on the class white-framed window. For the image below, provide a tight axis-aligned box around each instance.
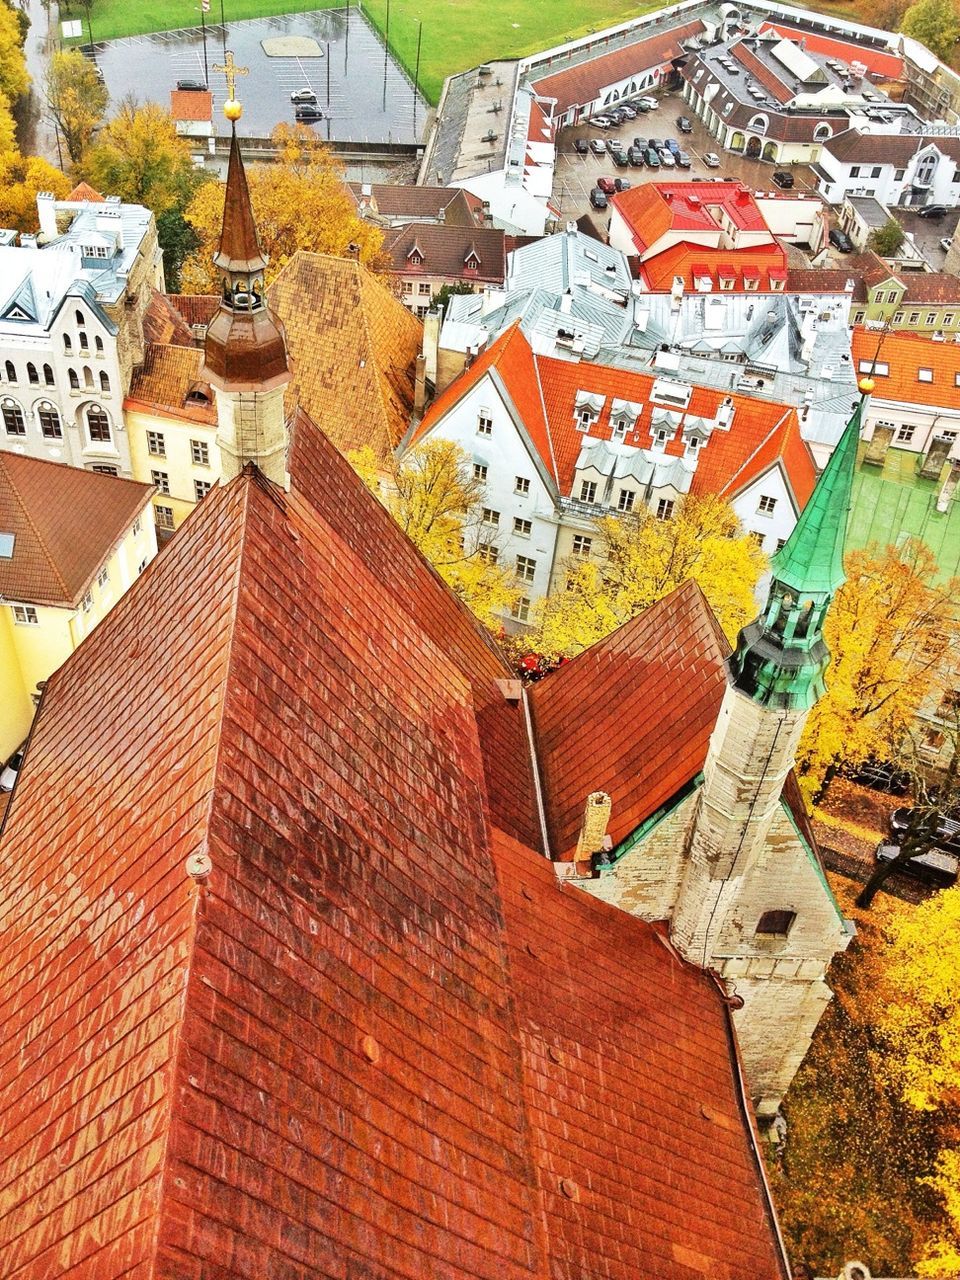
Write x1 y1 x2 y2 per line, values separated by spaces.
97 566 110 589
887 291 899 304
151 470 170 495
909 312 920 325
478 542 498 564
137 557 148 575
572 534 592 556
617 489 635 512
38 403 62 439
481 506 499 526
477 411 493 437
12 604 38 625
894 311 904 324
653 427 668 451
516 555 536 583
473 463 488 482
194 480 212 502
511 596 531 623
946 313 956 326
91 465 118 476
918 368 933 383
81 590 93 613
577 409 593 431
613 416 629 437
147 430 166 457
155 504 175 530
133 515 142 536
758 495 777 515
190 439 209 466
857 360 888 376
926 314 936 327
514 517 532 537
2 399 25 436
854 311 865 325
579 480 597 503
656 498 675 520
896 424 916 443
515 476 530 495
87 407 111 442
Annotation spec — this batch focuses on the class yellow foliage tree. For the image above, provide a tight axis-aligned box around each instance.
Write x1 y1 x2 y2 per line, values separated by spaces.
919 1150 960 1276
532 493 766 658
81 99 200 216
0 150 72 231
45 49 108 163
0 89 17 155
0 2 29 104
180 124 384 291
348 440 520 631
797 539 960 801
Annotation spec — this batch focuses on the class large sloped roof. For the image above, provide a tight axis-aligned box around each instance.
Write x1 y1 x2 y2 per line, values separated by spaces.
125 342 217 425
0 452 153 608
0 410 788 1278
268 252 423 465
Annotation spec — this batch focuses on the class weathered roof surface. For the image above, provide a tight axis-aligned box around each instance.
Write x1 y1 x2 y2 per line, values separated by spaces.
268 252 422 464
169 88 213 121
0 413 788 1279
143 287 197 346
125 342 216 424
214 127 266 276
384 222 506 284
755 20 903 79
852 325 960 406
529 580 730 860
347 182 480 226
168 292 220 328
824 129 960 165
0 452 153 608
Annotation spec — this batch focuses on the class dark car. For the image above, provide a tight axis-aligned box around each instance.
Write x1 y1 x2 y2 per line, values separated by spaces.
290 89 317 104
676 115 693 133
589 187 609 210
176 78 208 92
665 137 681 157
890 807 960 854
875 841 960 888
772 170 794 189
619 104 638 119
597 176 616 194
295 105 324 122
648 137 660 150
574 137 590 154
829 227 854 253
612 149 630 168
676 151 692 169
609 107 627 122
919 203 948 219
634 100 651 112
847 758 912 795
627 146 646 167
645 148 661 168
613 177 632 192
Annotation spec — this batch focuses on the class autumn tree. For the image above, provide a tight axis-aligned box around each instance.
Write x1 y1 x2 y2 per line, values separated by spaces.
797 538 960 803
45 49 107 163
0 1 29 106
180 124 384 291
531 493 766 659
0 150 72 231
0 89 17 155
348 440 520 631
900 0 960 62
868 217 906 257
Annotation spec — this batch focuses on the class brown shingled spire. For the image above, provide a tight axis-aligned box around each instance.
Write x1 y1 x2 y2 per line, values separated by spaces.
214 127 267 276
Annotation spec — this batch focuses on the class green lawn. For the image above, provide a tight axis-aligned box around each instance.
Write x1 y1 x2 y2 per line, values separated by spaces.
64 0 866 105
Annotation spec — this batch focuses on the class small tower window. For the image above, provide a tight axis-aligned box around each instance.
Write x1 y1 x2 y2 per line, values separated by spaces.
68 368 79 390
100 371 110 393
95 335 104 354
27 362 38 385
75 309 84 327
756 910 796 937
43 363 54 385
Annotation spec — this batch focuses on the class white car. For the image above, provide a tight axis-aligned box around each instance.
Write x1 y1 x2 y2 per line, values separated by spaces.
704 152 721 167
592 115 613 128
940 236 953 252
637 96 658 109
658 147 676 167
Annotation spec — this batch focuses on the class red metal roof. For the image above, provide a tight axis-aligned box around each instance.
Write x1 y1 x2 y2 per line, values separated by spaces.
756 21 904 80
638 241 789 291
614 182 772 255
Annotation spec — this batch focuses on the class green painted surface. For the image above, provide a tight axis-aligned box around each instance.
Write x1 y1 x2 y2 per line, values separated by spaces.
848 444 960 585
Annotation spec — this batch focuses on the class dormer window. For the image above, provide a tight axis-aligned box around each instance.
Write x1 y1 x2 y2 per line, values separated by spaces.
574 390 605 431
407 241 424 267
613 416 629 437
686 435 701 456
653 428 668 451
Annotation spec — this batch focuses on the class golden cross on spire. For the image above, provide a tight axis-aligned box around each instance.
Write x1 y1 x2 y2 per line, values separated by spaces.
214 49 248 105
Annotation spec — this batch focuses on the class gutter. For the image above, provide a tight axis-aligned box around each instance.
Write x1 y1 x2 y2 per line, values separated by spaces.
520 685 552 861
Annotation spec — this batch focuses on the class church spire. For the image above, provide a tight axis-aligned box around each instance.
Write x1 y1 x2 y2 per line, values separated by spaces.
729 390 864 711
214 127 267 277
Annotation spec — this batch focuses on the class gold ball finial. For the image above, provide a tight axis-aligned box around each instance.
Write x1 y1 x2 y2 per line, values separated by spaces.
223 98 243 122
858 376 875 394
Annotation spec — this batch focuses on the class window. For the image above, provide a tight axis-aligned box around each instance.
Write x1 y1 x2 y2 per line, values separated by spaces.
894 311 904 324
38 403 61 439
191 439 210 466
909 312 920 325
418 283 432 296
75 309 84 327
95 335 103 354
154 504 175 530
2 399 25 435
918 368 933 383
99 371 110 393
79 332 88 352
757 495 777 515
895 168 905 180
133 515 142 536
43 363 53 386
194 480 212 502
515 476 530 495
872 167 882 178
756 910 796 937
147 430 166 457
4 360 15 382
151 470 170 495
886 291 898 304
97 567 110 589
27 362 38 385
473 463 488 482
656 498 675 520
12 604 39 625
617 489 635 512
513 517 532 537
853 310 865 325
477 412 493 437
91 464 118 475
516 555 536 583
926 314 937 327
577 409 593 431
578 481 596 504
68 369 79 390
63 335 72 353
946 313 956 326
511 596 531 623
481 507 499 526
81 590 93 613
572 534 592 556
653 427 668 450
776 538 786 552
857 360 888 376
921 727 945 755
87 408 111 442
137 557 148 574
613 416 629 437
896 424 916 443
474 541 498 567
850 166 861 177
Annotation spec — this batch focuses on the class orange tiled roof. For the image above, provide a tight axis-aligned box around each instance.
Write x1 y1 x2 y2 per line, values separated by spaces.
756 21 904 79
0 452 153 608
0 410 788 1277
169 89 213 121
168 292 220 327
639 241 788 291
384 222 506 284
125 342 217 424
852 325 960 406
143 288 197 346
66 181 104 203
268 251 422 464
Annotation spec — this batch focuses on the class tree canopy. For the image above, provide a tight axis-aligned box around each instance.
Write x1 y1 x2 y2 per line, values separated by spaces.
868 217 907 257
45 49 108 164
0 150 71 231
82 98 201 215
900 0 960 62
0 1 29 105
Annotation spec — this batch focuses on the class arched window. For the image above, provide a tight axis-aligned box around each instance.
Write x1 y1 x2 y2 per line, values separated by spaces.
37 401 62 439
43 364 54 386
748 113 769 134
68 369 79 390
95 335 103 354
4 360 15 382
63 334 72 353
86 405 111 442
813 123 832 141
83 366 93 389
79 331 89 351
75 309 84 327
27 362 38 386
99 371 110 393
2 398 25 435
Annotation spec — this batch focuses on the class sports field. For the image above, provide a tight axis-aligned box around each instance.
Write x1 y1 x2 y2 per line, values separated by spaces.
65 0 862 105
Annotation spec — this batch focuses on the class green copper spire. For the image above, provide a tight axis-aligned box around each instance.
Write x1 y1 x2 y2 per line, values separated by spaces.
729 395 864 711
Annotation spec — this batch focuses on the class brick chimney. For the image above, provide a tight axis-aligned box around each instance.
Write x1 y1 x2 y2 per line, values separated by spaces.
574 791 612 876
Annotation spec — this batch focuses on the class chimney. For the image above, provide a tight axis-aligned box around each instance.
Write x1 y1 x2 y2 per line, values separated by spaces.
937 458 960 512
20 233 38 249
36 191 58 242
438 203 445 224
422 305 441 386
863 421 893 466
919 433 952 480
413 352 427 416
96 207 124 251
573 791 612 877
716 396 735 430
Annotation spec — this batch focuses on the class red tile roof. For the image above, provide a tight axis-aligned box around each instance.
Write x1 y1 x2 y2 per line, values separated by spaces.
639 240 789 291
614 182 771 255
65 181 104 203
0 452 153 607
169 89 213 121
851 325 960 406
143 288 197 346
384 222 507 284
529 19 705 112
125 342 217 425
756 21 904 79
168 292 220 327
0 413 788 1278
730 40 794 103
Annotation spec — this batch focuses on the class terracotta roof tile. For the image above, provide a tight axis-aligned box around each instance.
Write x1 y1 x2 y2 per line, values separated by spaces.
142 288 197 346
347 183 480 226
852 324 960 406
824 129 960 165
169 89 213 121
900 272 960 304
0 452 153 608
65 181 104 203
384 222 506 284
168 293 220 327
125 342 217 424
268 252 422 464
638 241 789 290
756 21 904 79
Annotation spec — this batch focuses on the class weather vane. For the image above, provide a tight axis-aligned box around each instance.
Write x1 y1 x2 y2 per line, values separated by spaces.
214 49 248 119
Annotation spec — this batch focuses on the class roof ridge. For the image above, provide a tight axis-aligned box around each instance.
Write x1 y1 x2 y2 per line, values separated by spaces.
716 407 794 500
357 258 404 447
531 350 561 490
0 454 72 602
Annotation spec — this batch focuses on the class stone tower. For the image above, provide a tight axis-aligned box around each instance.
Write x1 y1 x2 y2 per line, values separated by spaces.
200 110 291 489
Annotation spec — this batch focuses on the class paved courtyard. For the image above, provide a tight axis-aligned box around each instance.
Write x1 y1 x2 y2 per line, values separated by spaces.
93 7 427 144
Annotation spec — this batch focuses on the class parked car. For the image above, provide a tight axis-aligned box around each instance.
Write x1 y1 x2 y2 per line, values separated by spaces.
627 147 646 167
665 137 681 157
290 89 317 103
619 104 638 119
648 136 661 149
829 227 854 253
0 741 25 792
612 149 630 168
176 78 208 92
574 137 590 154
597 176 617 193
919 204 948 219
772 170 794 189
704 152 721 167
295 105 324 122
608 109 627 125
614 177 632 192
676 151 692 169
606 137 624 153
590 138 606 155
634 100 651 113
875 840 959 888
637 95 658 109
645 148 661 168
676 115 693 132
657 148 676 167
890 807 960 854
592 114 613 128
589 187 609 210
846 758 912 795
940 236 953 252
